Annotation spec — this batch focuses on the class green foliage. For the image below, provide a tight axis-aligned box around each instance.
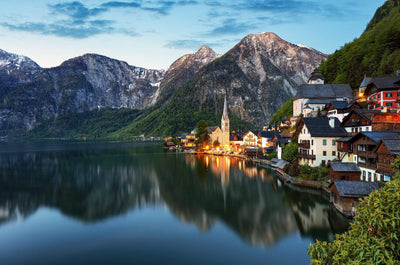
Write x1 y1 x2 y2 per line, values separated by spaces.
319 0 400 88
266 150 277 160
282 141 298 163
195 120 209 148
299 164 329 181
308 179 400 265
27 108 143 139
269 97 293 125
391 153 400 180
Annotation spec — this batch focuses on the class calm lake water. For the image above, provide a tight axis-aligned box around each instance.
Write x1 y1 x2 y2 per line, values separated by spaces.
0 142 350 265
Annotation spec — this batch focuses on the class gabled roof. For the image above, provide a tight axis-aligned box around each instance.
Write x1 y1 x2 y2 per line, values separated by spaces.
376 138 400 155
337 136 353 142
341 109 381 126
260 130 281 139
302 117 347 137
359 77 372 88
333 181 379 198
367 76 400 90
206 126 220 133
352 132 400 144
295 84 353 100
305 98 333 105
329 100 358 110
330 162 360 172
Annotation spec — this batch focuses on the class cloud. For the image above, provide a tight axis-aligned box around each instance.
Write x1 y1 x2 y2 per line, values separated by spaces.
206 19 256 36
1 19 137 39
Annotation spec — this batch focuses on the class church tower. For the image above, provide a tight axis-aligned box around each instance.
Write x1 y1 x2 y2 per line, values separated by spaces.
221 94 230 146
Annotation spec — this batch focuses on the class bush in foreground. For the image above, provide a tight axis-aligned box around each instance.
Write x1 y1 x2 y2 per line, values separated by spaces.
308 179 400 264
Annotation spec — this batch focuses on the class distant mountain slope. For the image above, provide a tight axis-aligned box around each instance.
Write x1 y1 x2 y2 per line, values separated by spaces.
319 0 400 88
0 53 164 132
0 49 41 85
112 33 326 136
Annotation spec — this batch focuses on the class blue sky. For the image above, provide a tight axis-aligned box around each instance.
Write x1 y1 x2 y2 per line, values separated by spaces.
0 0 385 69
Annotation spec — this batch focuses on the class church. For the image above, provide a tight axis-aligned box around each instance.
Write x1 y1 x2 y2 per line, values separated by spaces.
207 95 230 148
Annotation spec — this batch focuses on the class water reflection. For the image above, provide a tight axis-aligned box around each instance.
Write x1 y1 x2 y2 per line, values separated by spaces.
0 143 349 247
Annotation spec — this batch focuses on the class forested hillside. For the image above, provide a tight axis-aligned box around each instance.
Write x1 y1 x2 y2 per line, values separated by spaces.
319 0 400 88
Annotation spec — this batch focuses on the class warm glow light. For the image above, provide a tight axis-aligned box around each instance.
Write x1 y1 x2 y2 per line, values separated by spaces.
205 145 209 150
358 92 364 97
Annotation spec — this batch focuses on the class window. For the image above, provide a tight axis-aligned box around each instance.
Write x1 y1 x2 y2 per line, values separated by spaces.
311 140 313 145
398 92 400 97
366 127 369 131
386 92 392 98
332 140 335 145
323 151 327 156
375 103 380 108
323 139 327 145
369 106 374 110
378 94 380 99
332 151 336 156
321 160 326 166
340 142 343 148
386 102 393 107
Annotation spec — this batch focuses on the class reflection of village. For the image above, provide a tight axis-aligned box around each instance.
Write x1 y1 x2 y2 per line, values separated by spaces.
183 154 349 245
0 145 349 248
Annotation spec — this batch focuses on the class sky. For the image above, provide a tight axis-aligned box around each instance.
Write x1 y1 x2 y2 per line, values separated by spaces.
0 0 386 70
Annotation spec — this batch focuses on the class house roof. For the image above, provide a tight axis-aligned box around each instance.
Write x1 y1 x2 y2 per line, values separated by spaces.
329 100 357 110
367 76 400 90
359 77 372 88
295 84 353 100
277 138 290 146
206 126 219 133
330 162 360 172
260 131 281 139
341 109 381 126
337 136 353 142
379 138 400 155
353 132 400 144
333 181 379 198
305 99 333 105
303 117 348 137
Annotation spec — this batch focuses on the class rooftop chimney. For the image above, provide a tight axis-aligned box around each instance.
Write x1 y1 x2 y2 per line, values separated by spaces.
329 117 335 128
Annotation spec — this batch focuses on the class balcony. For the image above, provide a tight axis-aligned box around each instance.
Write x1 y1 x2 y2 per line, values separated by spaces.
298 153 316 160
298 142 310 149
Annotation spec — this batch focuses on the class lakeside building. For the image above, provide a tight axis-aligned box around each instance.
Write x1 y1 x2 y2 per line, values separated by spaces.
350 131 400 182
243 130 259 147
375 137 400 181
364 76 400 111
207 94 230 148
329 162 361 182
294 117 347 167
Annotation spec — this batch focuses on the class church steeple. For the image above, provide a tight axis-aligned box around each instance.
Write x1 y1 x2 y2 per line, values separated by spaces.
221 94 229 135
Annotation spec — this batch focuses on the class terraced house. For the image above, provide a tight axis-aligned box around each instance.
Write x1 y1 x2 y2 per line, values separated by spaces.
294 117 347 167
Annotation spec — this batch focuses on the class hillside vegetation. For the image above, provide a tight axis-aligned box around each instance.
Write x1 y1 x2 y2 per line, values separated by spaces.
319 0 400 88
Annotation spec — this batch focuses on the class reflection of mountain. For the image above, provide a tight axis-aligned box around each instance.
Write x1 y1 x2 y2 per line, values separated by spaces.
0 143 349 246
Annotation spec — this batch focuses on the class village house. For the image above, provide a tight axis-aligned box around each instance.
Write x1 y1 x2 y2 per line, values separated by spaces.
342 109 381 136
294 117 347 167
276 133 292 160
260 131 281 152
230 131 244 151
293 84 353 117
337 136 355 162
329 162 361 182
375 137 400 181
350 131 400 182
330 180 379 218
242 130 260 147
358 76 372 101
364 75 400 111
325 100 361 122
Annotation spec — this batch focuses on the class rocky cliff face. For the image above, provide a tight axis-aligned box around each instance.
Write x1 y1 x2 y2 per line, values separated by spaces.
149 32 327 129
0 32 326 135
0 53 164 132
0 49 42 85
156 45 219 104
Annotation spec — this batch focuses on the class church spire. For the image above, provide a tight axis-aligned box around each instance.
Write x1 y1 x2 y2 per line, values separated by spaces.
222 94 228 120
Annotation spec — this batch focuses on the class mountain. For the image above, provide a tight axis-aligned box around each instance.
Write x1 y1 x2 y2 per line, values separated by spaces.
0 53 164 132
156 45 219 104
319 0 400 88
113 32 326 136
0 33 325 137
0 49 42 85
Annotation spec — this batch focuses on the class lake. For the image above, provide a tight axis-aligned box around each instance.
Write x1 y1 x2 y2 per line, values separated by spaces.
0 141 350 265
